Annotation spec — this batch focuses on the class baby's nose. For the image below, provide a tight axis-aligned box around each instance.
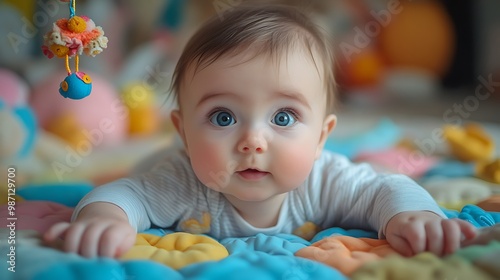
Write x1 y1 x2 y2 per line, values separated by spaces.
237 131 268 154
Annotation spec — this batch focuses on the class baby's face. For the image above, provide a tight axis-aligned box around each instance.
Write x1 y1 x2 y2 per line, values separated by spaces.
173 48 335 204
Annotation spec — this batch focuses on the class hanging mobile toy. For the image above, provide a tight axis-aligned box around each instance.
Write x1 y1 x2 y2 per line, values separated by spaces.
41 0 108 100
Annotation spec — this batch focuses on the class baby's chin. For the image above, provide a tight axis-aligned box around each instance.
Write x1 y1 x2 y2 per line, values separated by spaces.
220 190 287 204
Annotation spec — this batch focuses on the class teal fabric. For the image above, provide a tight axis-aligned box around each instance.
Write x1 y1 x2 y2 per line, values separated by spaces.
324 118 401 159
17 183 93 207
3 183 499 280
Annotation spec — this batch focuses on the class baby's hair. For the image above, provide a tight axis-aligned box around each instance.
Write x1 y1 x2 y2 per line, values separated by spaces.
170 4 336 113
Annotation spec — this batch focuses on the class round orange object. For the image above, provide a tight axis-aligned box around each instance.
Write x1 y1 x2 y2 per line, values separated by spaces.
349 48 385 86
379 1 455 77
67 16 87 33
50 44 69 58
82 74 92 84
60 81 69 92
336 46 386 88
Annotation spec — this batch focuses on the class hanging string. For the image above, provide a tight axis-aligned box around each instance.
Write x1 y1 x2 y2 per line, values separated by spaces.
69 0 76 18
65 55 71 75
67 0 80 74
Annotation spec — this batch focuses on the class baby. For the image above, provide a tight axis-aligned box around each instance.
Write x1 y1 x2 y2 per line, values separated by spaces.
45 5 476 258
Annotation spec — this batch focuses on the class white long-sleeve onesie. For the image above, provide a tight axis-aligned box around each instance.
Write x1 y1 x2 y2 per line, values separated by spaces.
72 149 445 239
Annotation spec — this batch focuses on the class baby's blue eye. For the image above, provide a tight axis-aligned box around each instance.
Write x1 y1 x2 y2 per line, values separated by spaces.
210 111 235 127
272 111 296 127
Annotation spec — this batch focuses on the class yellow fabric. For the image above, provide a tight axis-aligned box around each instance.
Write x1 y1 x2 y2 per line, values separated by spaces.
121 83 159 136
181 212 211 234
121 232 228 269
443 123 494 162
351 253 494 280
476 159 500 184
293 222 320 241
475 250 500 278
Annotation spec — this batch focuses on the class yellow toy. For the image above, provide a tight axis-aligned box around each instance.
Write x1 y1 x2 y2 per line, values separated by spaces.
121 232 228 269
293 221 321 241
476 159 500 184
121 83 160 136
443 123 494 162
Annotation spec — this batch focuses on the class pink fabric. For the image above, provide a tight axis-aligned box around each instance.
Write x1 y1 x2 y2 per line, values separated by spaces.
355 147 438 178
0 201 73 234
30 70 128 147
0 69 29 107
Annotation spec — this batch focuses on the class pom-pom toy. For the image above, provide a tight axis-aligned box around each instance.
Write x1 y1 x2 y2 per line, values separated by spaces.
41 0 108 100
443 123 494 162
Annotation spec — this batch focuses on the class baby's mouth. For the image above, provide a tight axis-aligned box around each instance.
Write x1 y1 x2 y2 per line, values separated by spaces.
237 169 269 181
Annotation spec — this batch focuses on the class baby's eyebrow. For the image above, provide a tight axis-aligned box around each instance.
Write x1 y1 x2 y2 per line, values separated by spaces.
277 90 311 111
195 90 311 110
196 92 238 108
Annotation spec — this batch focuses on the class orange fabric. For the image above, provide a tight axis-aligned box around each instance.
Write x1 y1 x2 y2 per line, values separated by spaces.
295 236 400 275
56 19 101 46
476 195 500 212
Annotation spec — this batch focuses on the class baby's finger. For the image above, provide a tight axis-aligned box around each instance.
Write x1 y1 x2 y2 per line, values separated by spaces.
79 223 109 258
43 222 71 242
100 228 136 258
457 219 477 240
98 226 130 258
63 223 86 254
403 223 426 255
388 235 413 257
442 219 460 255
116 233 137 257
425 221 444 256
116 234 137 256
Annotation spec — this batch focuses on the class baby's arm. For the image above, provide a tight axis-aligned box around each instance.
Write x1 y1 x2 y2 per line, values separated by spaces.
385 211 477 256
44 202 136 258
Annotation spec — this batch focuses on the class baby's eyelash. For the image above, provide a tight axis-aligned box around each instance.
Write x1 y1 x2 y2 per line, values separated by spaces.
276 107 300 120
206 107 232 118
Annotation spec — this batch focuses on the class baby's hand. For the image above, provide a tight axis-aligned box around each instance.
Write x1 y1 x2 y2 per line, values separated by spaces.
44 202 136 258
43 218 136 258
385 211 477 256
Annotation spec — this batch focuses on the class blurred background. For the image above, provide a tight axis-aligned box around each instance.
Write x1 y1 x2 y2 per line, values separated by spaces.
1 0 499 119
0 0 499 186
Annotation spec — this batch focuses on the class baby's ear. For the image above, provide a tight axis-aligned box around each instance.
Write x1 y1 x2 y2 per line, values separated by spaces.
171 110 189 154
315 114 336 159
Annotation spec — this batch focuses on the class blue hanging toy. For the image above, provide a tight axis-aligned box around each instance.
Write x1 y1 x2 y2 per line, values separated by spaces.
41 0 108 99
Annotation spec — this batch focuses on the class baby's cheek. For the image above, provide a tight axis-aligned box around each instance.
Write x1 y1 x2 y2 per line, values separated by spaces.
276 145 316 187
189 144 232 191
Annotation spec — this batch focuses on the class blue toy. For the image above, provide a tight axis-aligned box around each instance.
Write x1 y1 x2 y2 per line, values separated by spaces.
41 0 107 99
59 72 92 99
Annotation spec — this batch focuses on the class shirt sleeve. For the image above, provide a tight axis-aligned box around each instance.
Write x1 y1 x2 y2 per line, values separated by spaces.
307 151 445 237
71 149 200 232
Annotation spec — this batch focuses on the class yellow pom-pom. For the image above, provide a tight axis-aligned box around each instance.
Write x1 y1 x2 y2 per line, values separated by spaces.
121 83 160 136
476 159 500 184
67 16 86 33
293 222 320 241
50 44 69 57
443 123 494 162
121 233 229 269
